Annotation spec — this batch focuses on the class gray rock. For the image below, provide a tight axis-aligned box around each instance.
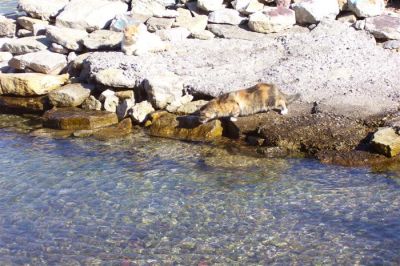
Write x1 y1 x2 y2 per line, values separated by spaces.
94 68 136 88
49 83 93 107
371 127 400 157
8 50 67 74
365 15 400 40
17 16 49 32
347 0 385 18
1 36 49 55
130 100 155 123
82 95 102 111
156 27 191 42
146 17 174 32
17 29 32 38
50 43 69 54
208 9 246 25
0 16 16 37
248 8 296 34
144 71 184 109
190 30 215 40
197 0 224 12
46 26 88 52
292 0 340 24
383 40 400 50
116 98 135 119
82 30 123 50
56 0 128 32
18 0 69 20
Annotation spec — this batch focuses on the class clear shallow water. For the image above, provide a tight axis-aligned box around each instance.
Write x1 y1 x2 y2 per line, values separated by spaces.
0 115 400 265
0 0 17 15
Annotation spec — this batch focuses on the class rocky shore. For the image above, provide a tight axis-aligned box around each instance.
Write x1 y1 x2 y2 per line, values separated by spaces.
1 0 400 167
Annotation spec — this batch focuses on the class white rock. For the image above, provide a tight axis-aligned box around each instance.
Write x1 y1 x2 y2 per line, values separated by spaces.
166 94 194 113
197 0 224 12
103 95 119 113
190 30 215 40
99 89 115 102
17 16 49 32
347 0 385 18
146 17 175 32
131 1 166 17
365 15 400 40
292 0 340 24
82 30 123 50
130 100 155 123
248 8 296 33
1 36 49 55
56 0 128 32
17 29 32 38
208 9 246 25
243 0 265 14
18 0 69 20
49 83 93 107
0 16 16 38
50 43 69 54
116 98 135 120
174 9 208 33
176 99 209 114
0 52 12 62
110 13 148 32
46 26 88 52
156 27 191 42
95 68 136 88
82 95 102 111
144 71 184 109
8 50 67 74
153 9 180 18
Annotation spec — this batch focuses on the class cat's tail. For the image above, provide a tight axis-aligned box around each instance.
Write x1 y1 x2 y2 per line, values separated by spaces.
286 93 301 105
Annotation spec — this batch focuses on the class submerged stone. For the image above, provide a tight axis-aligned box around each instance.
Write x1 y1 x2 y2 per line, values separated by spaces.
92 118 132 140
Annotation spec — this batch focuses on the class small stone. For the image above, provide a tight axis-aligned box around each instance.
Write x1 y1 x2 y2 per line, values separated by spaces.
46 26 88 52
208 9 246 25
383 40 400 50
82 95 102 111
115 90 134 101
0 16 16 38
146 17 174 32
72 129 94 138
17 16 49 32
17 29 32 38
353 19 366 30
95 68 136 88
1 36 49 55
371 127 400 157
197 0 224 12
18 0 69 20
248 8 296 33
292 0 340 24
166 94 194 113
116 98 135 120
48 83 93 107
365 15 400 40
31 128 74 139
50 43 69 54
130 100 155 123
337 11 358 24
190 30 215 40
82 30 123 51
99 89 115 102
233 0 264 15
8 50 67 74
347 0 385 18
103 95 119 113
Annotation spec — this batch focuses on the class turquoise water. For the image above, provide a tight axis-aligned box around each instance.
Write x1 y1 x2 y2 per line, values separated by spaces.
0 115 400 264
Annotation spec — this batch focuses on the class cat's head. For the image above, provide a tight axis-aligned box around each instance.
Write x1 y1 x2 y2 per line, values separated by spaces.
123 23 146 41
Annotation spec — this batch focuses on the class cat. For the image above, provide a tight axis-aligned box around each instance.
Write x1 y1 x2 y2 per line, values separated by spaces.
198 83 300 123
121 23 166 56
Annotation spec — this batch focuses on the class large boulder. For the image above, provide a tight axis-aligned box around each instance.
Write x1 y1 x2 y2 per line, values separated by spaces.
208 9 246 25
9 50 67 74
371 127 400 157
56 0 128 32
0 16 16 38
347 0 385 18
82 30 123 50
292 0 340 24
248 8 296 33
43 107 119 130
1 36 49 55
18 0 69 20
46 26 88 52
365 15 400 40
48 83 93 107
0 73 69 96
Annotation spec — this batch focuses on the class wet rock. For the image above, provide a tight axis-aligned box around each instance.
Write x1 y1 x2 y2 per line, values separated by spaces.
1 36 49 55
17 16 48 33
144 71 184 109
92 118 132 140
197 0 224 12
94 68 136 88
18 0 69 20
0 73 69 96
148 111 223 141
0 16 16 38
176 99 208 115
248 8 296 34
82 95 102 111
347 0 385 18
48 83 93 107
371 127 400 157
82 30 123 51
9 50 67 74
317 150 398 167
116 98 135 120
46 26 88 52
0 95 50 113
292 0 340 24
72 129 94 138
30 128 74 139
208 9 246 25
43 107 118 130
146 17 174 32
156 27 191 42
56 0 128 32
130 100 155 123
190 30 215 40
365 15 400 40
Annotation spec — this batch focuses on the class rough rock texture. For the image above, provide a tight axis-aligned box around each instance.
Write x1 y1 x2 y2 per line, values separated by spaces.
0 95 50 113
365 15 400 40
248 8 296 33
82 95 102 111
43 107 118 130
18 0 69 20
1 36 49 55
208 9 246 25
207 24 266 40
292 0 340 24
347 0 385 18
9 51 67 74
46 26 89 51
197 0 224 12
156 27 191 42
174 11 208 33
147 111 223 141
146 17 174 32
94 68 137 88
48 83 93 107
81 21 400 118
0 16 16 37
0 73 69 96
56 0 128 32
17 16 49 32
371 127 400 157
130 100 155 123
83 30 123 50
233 0 265 15
92 118 132 140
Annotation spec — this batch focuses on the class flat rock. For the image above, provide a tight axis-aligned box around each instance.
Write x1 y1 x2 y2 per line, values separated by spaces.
83 30 123 50
292 0 340 24
208 8 246 25
48 83 93 107
0 73 69 96
347 0 385 18
383 39 400 49
94 68 137 88
56 0 128 32
207 24 265 40
18 0 69 20
9 50 67 74
17 16 49 32
110 13 149 32
190 30 215 40
248 8 296 33
0 16 16 38
174 13 208 33
0 95 50 113
365 15 400 40
146 17 174 32
46 26 88 52
92 118 132 140
371 127 400 157
43 107 118 130
1 36 49 55
156 27 191 42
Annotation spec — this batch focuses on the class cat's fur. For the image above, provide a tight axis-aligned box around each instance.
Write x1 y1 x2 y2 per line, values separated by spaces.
199 83 300 123
121 23 166 56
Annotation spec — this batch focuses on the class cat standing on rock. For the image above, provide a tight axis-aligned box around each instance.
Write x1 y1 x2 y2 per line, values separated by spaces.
121 23 166 56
